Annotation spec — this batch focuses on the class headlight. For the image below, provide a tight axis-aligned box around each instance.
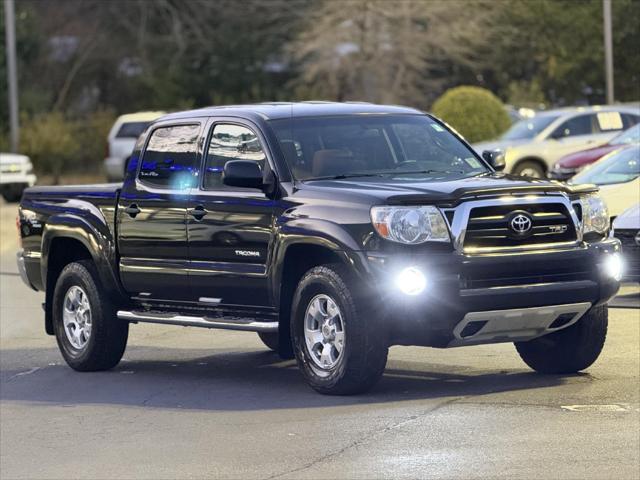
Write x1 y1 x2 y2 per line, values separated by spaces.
370 206 450 244
580 193 609 235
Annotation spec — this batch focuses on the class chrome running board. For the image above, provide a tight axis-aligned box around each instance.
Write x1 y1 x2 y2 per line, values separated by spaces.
448 302 592 347
117 310 278 333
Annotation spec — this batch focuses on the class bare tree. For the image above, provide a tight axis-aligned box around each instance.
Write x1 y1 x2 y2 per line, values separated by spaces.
288 0 498 107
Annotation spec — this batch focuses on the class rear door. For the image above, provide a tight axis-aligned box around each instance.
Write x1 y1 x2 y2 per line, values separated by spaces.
186 120 276 308
117 121 202 300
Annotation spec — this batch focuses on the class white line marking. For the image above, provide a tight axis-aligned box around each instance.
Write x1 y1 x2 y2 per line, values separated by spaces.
561 404 629 412
7 367 41 382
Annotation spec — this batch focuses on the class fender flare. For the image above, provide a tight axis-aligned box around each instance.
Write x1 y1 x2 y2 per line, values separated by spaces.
270 217 371 306
41 213 125 299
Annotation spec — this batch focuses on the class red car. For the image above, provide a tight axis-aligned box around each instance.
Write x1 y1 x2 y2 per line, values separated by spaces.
549 124 640 180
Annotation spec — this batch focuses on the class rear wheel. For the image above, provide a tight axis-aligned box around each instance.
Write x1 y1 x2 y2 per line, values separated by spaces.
53 260 128 371
515 305 607 374
291 264 388 395
513 160 545 178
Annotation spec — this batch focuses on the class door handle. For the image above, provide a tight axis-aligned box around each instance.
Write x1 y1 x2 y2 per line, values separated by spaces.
188 205 207 221
124 204 141 218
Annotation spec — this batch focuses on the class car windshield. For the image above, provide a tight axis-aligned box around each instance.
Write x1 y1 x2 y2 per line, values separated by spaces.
611 124 640 145
116 121 152 139
571 146 640 186
500 114 560 141
269 115 488 181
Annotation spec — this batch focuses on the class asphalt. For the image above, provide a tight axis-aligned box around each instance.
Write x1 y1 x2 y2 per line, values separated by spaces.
1 199 639 480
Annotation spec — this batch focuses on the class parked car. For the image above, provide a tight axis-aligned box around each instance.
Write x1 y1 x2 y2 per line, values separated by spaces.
474 105 639 178
0 153 36 202
612 204 640 283
103 111 165 181
17 102 621 395
550 124 640 180
570 145 640 218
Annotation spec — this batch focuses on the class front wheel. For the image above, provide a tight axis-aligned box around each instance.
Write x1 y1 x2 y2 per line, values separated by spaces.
515 305 608 374
291 264 388 395
53 260 128 371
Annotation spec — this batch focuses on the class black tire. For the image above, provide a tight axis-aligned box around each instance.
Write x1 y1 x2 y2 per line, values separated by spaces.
2 189 23 203
52 260 128 371
513 160 545 178
290 264 388 395
257 332 279 352
515 305 608 374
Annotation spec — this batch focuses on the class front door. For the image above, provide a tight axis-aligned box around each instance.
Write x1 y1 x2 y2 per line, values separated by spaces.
117 122 202 300
187 121 275 308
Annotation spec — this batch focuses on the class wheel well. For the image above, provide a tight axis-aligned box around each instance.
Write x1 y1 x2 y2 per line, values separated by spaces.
277 244 343 351
44 237 93 335
514 157 548 174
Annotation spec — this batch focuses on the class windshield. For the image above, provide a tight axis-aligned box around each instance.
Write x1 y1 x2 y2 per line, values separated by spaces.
571 146 640 186
501 115 560 141
116 121 152 139
269 115 488 181
611 124 640 146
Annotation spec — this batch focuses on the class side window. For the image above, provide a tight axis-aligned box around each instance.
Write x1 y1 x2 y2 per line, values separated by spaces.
621 113 640 129
139 124 200 190
203 123 266 190
552 114 594 138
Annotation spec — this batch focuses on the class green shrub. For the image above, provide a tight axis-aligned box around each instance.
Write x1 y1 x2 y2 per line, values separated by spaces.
20 112 79 183
431 86 511 143
75 109 116 172
19 110 116 183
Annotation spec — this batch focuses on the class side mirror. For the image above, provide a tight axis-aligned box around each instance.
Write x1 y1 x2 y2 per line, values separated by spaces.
482 150 506 172
222 160 263 189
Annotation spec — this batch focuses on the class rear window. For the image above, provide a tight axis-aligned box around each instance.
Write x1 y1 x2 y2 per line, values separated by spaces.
116 122 152 138
139 124 200 189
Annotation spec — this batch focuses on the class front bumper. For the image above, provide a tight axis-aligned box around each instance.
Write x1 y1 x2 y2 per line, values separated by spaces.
0 173 36 188
364 239 621 347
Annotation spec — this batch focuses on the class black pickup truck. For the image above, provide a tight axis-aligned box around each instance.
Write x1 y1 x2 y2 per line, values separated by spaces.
17 102 622 395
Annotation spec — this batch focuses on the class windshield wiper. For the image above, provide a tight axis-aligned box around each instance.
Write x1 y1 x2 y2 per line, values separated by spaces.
389 169 466 175
303 173 386 181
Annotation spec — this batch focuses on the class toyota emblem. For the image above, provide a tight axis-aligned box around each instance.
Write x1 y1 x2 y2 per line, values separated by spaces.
510 214 532 234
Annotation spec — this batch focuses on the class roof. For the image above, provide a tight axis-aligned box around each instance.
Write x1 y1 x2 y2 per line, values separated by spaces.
535 104 640 118
116 111 166 123
159 102 423 122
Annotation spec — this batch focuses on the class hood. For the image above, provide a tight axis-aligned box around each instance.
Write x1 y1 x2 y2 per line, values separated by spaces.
0 153 30 165
298 173 593 207
613 203 640 229
557 144 618 168
472 138 530 154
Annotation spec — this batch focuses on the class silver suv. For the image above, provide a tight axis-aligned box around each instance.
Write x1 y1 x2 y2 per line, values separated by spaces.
474 105 640 178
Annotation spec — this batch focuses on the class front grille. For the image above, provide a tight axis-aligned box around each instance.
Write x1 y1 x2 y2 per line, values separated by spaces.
463 203 577 251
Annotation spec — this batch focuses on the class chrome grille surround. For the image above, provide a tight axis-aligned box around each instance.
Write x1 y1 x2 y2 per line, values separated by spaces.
444 193 583 255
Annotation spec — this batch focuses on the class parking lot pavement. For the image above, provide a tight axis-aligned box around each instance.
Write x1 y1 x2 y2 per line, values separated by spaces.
1 199 639 479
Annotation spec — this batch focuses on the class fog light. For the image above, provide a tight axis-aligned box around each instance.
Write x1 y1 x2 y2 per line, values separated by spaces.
395 267 426 295
603 253 623 281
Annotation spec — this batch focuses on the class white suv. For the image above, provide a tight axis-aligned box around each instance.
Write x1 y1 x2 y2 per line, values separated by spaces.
474 105 640 178
103 111 164 181
0 153 36 202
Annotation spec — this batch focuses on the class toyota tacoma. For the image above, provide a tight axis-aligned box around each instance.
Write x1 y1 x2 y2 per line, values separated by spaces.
17 102 622 394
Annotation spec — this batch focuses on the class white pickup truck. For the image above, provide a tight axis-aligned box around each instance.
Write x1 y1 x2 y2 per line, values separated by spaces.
0 152 36 202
